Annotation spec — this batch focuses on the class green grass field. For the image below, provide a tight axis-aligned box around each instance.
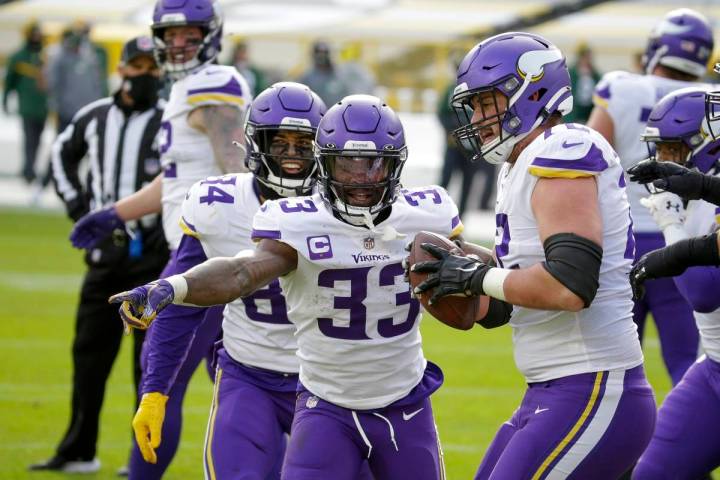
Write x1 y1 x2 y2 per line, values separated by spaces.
0 208 674 479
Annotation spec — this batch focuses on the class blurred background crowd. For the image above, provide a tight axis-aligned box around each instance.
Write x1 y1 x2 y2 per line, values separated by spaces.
1 0 716 224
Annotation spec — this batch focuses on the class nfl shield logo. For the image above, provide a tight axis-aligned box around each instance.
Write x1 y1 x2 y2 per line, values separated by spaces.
363 237 375 250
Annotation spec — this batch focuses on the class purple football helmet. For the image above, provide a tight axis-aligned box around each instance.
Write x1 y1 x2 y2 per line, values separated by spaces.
452 32 572 164
315 95 407 225
151 0 223 80
643 8 713 78
641 87 720 174
705 62 720 140
244 82 327 199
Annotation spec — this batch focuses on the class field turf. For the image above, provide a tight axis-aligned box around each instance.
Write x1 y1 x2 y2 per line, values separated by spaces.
0 208 674 479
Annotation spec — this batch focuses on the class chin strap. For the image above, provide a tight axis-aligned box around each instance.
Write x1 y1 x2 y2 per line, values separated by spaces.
362 210 406 242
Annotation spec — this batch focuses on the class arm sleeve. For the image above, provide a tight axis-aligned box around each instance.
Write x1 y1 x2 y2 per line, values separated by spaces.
140 233 213 395
673 266 720 313
51 113 90 221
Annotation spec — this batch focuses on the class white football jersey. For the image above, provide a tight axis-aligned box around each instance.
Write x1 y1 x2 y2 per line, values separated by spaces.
252 187 463 410
593 72 698 232
495 123 644 382
159 64 252 249
681 172 720 363
180 173 298 373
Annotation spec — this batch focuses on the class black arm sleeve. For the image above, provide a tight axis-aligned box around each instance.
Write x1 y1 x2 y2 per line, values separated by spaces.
542 233 603 308
646 233 720 276
477 297 512 329
51 114 90 221
699 175 720 207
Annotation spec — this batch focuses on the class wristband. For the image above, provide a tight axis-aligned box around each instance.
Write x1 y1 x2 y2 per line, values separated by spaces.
482 268 510 301
166 275 188 304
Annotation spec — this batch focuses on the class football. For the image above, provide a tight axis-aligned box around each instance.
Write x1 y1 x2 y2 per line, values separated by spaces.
408 231 492 330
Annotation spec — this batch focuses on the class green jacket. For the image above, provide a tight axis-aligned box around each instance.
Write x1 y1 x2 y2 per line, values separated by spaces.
3 44 48 120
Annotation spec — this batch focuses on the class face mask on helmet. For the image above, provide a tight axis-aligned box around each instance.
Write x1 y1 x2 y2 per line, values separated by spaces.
451 32 573 165
247 126 317 199
244 82 327 199
315 95 408 227
151 0 223 81
641 87 720 178
706 86 720 141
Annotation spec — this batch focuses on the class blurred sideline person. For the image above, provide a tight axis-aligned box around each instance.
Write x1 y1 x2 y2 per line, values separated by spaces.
229 40 267 96
111 95 455 479
297 41 351 106
337 41 376 96
413 32 655 479
39 21 109 191
625 88 720 479
566 42 600 124
2 21 48 184
587 8 715 386
30 36 167 474
68 1 252 477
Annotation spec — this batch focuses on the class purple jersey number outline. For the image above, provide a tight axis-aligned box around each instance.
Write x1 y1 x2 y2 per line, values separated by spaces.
317 263 420 340
403 188 442 207
199 176 236 205
241 279 291 324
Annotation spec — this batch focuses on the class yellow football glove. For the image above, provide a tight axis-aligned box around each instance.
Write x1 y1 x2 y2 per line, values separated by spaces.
132 392 169 464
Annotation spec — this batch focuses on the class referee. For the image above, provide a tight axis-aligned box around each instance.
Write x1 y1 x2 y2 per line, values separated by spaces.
31 37 169 474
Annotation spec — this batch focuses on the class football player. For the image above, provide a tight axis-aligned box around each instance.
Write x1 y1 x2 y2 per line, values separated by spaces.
132 81 329 478
626 88 720 479
586 8 714 386
628 62 720 207
111 95 462 479
412 32 655 479
68 1 252 478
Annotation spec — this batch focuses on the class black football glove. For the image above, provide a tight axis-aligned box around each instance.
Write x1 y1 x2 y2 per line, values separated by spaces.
629 233 720 300
411 243 492 305
627 160 720 205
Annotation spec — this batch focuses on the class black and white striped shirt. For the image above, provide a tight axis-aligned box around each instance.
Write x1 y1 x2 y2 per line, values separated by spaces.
52 93 164 221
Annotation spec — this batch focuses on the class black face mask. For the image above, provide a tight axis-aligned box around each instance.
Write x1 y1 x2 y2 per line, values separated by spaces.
122 73 160 110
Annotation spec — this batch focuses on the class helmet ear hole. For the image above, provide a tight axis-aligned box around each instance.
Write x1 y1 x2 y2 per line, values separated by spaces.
529 88 547 102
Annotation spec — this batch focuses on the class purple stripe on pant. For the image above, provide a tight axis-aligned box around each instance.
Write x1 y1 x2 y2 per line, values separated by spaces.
633 356 720 479
475 365 656 480
282 362 445 480
633 232 698 386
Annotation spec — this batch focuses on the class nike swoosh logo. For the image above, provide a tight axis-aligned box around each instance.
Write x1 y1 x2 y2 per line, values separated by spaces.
534 406 550 414
562 140 584 149
403 408 424 421
456 266 478 272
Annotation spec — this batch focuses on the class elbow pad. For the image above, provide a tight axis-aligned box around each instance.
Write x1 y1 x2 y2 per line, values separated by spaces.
477 298 512 329
542 233 603 308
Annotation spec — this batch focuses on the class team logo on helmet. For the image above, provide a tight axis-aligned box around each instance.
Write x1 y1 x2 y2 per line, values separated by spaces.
516 48 564 82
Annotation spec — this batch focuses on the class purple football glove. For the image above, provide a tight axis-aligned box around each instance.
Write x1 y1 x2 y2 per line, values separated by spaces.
109 280 175 334
70 206 124 249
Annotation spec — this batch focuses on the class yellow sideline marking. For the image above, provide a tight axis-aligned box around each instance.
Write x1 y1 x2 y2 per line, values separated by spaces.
531 371 605 480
